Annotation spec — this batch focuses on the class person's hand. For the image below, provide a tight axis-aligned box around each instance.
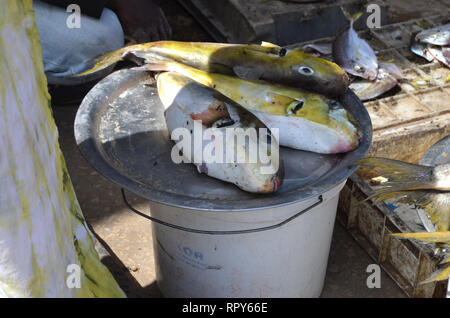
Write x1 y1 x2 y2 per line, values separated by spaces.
108 0 172 43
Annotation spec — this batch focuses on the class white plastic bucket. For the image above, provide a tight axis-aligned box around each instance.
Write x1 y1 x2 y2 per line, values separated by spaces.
148 180 346 298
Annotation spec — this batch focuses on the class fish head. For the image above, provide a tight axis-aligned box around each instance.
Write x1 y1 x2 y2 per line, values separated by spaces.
284 94 361 153
283 50 350 96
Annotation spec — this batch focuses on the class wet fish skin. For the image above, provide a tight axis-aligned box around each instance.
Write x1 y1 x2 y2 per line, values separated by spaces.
333 20 379 80
349 68 398 101
145 61 360 154
77 41 349 96
415 24 450 46
392 230 450 283
157 72 283 193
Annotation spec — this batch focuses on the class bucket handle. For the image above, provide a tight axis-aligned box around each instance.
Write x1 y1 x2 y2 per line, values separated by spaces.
121 188 323 235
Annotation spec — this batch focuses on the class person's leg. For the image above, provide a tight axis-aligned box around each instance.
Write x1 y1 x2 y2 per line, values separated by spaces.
33 0 124 85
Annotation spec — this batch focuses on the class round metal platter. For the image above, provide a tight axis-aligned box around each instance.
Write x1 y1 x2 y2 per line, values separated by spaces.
74 68 372 211
420 135 450 166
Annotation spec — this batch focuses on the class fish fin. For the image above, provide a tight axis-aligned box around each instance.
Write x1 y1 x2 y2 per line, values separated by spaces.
261 41 281 48
75 42 166 76
266 91 300 104
224 104 241 123
197 163 208 174
419 265 450 284
391 231 450 243
233 65 264 80
245 44 284 56
368 190 411 203
355 157 435 192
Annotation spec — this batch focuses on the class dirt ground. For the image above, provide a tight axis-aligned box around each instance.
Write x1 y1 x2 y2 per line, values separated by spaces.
51 0 450 297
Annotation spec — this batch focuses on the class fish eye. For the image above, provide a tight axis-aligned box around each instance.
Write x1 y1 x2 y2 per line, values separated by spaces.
287 100 304 115
278 48 287 57
298 66 314 76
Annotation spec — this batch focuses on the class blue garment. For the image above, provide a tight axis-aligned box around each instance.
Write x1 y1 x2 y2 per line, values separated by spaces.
33 0 124 85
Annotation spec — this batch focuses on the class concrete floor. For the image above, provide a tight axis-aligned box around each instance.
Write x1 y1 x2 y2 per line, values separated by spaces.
49 0 450 298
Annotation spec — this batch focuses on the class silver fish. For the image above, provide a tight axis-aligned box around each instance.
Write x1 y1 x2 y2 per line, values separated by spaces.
333 19 378 80
349 68 398 101
157 72 284 193
415 24 450 46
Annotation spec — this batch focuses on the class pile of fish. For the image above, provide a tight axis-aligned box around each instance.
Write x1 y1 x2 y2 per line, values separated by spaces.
79 40 360 193
356 157 450 283
411 23 450 68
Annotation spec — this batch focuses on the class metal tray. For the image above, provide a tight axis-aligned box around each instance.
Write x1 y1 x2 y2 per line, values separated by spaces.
74 69 372 211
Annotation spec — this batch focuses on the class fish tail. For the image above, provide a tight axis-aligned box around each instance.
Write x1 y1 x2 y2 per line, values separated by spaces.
76 42 157 77
419 265 450 284
354 157 435 193
392 231 450 283
75 47 128 76
439 252 450 265
391 231 450 243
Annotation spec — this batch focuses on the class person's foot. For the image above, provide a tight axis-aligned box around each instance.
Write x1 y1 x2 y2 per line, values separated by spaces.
108 0 172 43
